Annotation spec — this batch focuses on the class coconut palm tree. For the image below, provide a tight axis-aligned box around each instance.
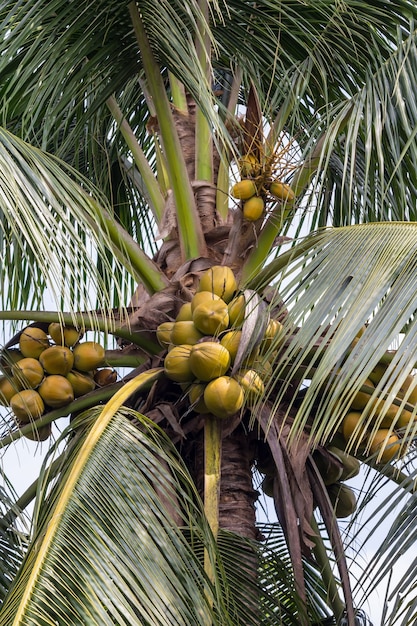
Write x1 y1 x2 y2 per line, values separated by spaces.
1 1 417 624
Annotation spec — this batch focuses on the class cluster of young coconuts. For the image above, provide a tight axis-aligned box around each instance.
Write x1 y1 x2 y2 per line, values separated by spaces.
230 152 296 221
156 265 282 420
0 324 115 440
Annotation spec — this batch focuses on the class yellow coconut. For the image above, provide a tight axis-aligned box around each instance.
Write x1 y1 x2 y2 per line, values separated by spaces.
228 294 246 327
234 369 265 405
10 389 45 422
231 179 257 200
189 342 231 382
193 300 230 336
190 290 221 313
269 181 296 202
72 341 106 372
204 376 244 418
341 411 368 448
396 409 416 429
19 327 50 359
38 375 75 408
350 378 376 411
0 349 23 375
176 302 193 322
164 344 194 383
66 370 96 397
48 322 83 347
198 265 237 304
238 153 260 177
188 383 209 413
243 196 265 221
156 321 175 348
170 321 204 346
368 429 402 463
12 358 45 389
94 368 117 386
398 373 417 405
259 319 284 354
39 345 74 376
220 330 242 363
0 376 21 405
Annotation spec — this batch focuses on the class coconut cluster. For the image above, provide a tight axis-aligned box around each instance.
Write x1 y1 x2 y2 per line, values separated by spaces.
157 265 283 420
0 324 115 440
230 152 296 222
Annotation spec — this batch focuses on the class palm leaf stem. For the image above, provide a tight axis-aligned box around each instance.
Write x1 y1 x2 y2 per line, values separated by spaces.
106 95 165 222
8 367 164 624
87 198 169 294
195 0 213 184
0 310 161 354
128 2 207 261
203 416 222 585
310 516 345 620
168 72 188 112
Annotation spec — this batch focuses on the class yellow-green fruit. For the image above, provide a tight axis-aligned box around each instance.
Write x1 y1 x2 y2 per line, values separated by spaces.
193 300 229 336
198 265 237 304
189 342 231 381
260 319 284 354
220 330 242 363
238 153 260 177
10 389 45 422
204 376 244 418
170 321 204 346
231 179 257 200
191 290 221 312
375 403 400 428
243 196 264 221
39 346 74 376
341 411 368 447
368 362 388 386
23 423 52 442
48 323 83 347
12 358 44 389
312 450 343 486
0 349 23 375
38 375 75 408
156 322 175 348
228 295 246 327
19 327 50 359
398 374 417 405
327 483 357 518
235 369 265 405
176 302 193 321
67 370 96 397
368 429 402 463
94 368 117 387
72 341 106 372
164 344 194 383
0 376 21 405
269 181 296 202
350 378 376 410
188 383 209 413
328 447 361 480
397 409 416 429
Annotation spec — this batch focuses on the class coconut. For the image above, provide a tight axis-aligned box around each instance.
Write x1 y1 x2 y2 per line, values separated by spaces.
193 300 229 336
94 368 117 387
197 265 237 303
243 196 264 221
19 327 50 359
164 344 194 383
312 450 343 486
48 322 83 347
368 429 402 463
238 153 260 177
38 375 75 408
188 383 209 413
189 342 231 382
227 294 246 327
269 180 295 202
204 376 244 418
328 447 361 480
231 179 257 200
10 389 45 422
234 369 265 405
327 483 357 518
341 412 368 448
220 330 242 363
39 345 74 376
190 290 221 313
156 321 175 348
176 302 193 322
12 357 45 389
67 370 96 397
0 376 21 405
72 341 105 372
23 423 52 442
170 321 204 346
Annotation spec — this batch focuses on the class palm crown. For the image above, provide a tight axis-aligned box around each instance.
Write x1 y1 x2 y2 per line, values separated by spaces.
1 1 417 625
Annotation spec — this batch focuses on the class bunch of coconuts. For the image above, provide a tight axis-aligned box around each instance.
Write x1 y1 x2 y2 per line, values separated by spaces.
230 152 296 222
0 324 116 440
157 265 283 420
